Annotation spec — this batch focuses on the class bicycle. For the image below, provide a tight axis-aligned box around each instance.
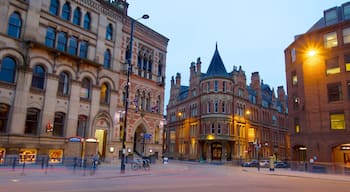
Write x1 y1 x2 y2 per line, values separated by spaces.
130 159 150 171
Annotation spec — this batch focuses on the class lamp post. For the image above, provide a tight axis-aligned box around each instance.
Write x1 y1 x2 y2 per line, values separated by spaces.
121 14 149 173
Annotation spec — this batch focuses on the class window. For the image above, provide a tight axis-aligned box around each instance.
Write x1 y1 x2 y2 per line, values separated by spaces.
25 108 40 135
106 24 113 40
68 36 78 55
80 78 91 99
53 112 65 137
103 49 111 69
330 112 345 130
291 71 298 86
324 32 338 48
214 80 218 92
222 81 226 92
345 55 350 72
238 88 244 97
77 115 88 137
58 72 70 96
343 28 350 44
31 65 45 89
207 82 210 92
49 0 59 16
45 27 56 48
57 32 67 51
83 13 91 30
0 104 10 133
211 124 215 134
79 41 88 58
344 3 350 20
61 2 71 21
217 124 221 134
326 57 340 75
324 8 338 26
7 12 22 38
207 101 211 113
291 48 296 63
222 101 225 113
0 56 16 83
100 83 110 104
214 100 218 113
328 83 342 102
73 7 81 26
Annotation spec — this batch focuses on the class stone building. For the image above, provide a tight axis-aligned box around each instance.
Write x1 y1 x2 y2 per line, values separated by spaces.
164 45 289 163
285 2 350 168
0 0 168 165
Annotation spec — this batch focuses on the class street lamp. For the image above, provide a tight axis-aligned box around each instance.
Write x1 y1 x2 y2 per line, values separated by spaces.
121 14 149 174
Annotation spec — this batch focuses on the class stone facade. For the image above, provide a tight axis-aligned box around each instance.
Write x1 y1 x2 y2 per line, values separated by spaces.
0 0 168 165
165 46 289 163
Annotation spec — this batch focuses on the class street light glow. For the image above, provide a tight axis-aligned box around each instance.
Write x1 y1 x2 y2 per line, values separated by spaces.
307 50 317 57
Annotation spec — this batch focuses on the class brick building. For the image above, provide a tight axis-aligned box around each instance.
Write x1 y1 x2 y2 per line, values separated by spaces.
285 2 350 168
0 0 168 165
164 45 289 163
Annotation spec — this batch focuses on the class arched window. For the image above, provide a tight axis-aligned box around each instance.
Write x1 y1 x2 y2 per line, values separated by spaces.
53 112 65 137
49 0 59 16
103 49 111 69
25 108 40 135
83 13 91 30
31 65 45 89
68 36 78 55
106 23 113 40
0 56 16 83
211 123 215 134
7 12 22 38
100 83 110 104
61 2 71 21
57 32 67 51
217 124 222 134
214 100 218 113
45 27 56 48
77 115 88 137
80 78 91 99
0 103 10 133
146 93 150 112
58 71 70 96
222 101 226 113
73 7 81 25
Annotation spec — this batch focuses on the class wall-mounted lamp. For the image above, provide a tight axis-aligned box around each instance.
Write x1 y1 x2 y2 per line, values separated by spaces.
149 148 153 153
127 148 132 153
109 146 115 153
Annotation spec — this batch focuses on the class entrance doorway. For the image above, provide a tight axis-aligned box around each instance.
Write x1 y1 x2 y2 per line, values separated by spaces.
211 142 222 160
95 129 106 158
134 126 146 156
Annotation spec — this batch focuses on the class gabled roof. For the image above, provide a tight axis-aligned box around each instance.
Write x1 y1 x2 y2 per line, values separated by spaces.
203 44 230 79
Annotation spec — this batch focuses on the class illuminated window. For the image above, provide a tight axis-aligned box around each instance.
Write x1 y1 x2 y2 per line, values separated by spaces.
324 32 338 48
330 113 345 130
19 149 37 164
0 148 5 164
100 83 110 104
326 57 340 75
294 117 300 133
291 71 298 86
327 83 342 102
49 149 63 163
345 55 350 72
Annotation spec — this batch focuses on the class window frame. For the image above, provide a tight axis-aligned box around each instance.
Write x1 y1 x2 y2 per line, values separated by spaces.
7 12 22 38
0 56 16 83
25 108 40 135
61 2 71 21
31 65 45 90
53 112 65 137
324 32 338 48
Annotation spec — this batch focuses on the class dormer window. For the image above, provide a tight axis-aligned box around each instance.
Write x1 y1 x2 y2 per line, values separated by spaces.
324 8 338 26
343 3 350 20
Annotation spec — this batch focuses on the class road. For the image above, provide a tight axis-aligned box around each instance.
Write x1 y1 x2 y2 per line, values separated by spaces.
1 161 350 192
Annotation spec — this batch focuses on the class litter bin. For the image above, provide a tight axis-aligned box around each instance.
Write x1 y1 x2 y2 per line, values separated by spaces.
163 157 168 164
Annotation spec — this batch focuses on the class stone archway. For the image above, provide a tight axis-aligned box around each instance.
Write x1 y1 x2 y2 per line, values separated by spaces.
133 125 146 156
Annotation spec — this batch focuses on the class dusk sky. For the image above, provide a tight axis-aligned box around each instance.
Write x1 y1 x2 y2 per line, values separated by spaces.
128 0 347 111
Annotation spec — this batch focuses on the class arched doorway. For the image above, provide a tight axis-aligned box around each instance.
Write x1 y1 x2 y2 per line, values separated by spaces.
94 118 109 160
134 125 146 156
333 143 350 165
211 142 222 161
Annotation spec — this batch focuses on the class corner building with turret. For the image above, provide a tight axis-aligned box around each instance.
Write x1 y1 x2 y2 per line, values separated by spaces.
165 45 289 163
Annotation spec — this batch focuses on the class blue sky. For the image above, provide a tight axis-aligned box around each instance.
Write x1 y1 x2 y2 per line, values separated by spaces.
128 0 347 111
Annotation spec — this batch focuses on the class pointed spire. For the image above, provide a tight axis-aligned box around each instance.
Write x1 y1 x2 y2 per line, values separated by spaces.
205 43 228 78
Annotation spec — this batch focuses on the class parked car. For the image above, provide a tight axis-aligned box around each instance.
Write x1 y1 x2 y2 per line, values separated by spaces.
259 160 270 168
241 160 259 167
274 161 290 168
